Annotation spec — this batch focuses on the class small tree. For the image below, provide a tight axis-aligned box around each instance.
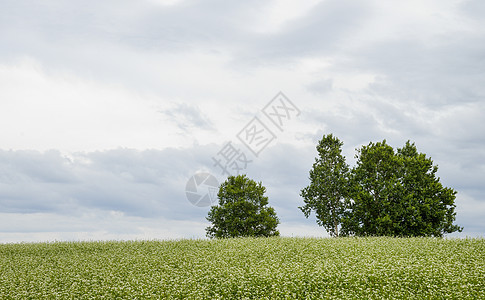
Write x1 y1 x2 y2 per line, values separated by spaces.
206 175 280 238
299 134 350 237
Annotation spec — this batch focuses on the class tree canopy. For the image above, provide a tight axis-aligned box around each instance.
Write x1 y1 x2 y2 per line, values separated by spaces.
206 175 280 238
301 135 462 237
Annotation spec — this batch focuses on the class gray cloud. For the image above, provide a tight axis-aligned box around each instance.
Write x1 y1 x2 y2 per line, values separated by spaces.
460 0 485 21
0 137 483 239
1 0 484 240
241 0 371 62
0 147 218 219
160 102 215 132
0 0 370 86
0 144 320 236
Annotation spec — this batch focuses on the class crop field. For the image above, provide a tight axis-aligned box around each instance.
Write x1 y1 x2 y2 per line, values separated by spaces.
0 237 484 299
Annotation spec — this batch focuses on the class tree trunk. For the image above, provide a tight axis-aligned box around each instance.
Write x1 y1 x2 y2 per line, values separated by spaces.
332 206 339 237
334 219 339 237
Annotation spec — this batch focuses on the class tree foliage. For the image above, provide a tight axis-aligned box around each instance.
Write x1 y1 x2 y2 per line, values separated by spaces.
206 175 280 238
343 140 401 236
299 134 349 237
301 135 462 237
347 140 462 237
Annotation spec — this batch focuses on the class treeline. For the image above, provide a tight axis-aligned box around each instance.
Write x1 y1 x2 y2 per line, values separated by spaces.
206 134 462 238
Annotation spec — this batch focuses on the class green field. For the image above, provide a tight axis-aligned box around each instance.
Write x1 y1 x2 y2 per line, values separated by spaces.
1 237 484 299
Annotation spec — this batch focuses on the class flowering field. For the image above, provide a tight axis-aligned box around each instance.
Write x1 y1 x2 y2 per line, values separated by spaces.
0 237 483 299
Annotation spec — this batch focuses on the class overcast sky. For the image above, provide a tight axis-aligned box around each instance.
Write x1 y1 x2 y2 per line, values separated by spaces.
1 0 484 242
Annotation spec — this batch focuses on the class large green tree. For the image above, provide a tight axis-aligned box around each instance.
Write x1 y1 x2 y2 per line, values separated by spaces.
394 141 461 236
345 140 462 237
300 134 350 237
206 175 280 238
344 140 404 236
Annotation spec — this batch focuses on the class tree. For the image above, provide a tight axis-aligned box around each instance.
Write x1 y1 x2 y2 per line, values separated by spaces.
346 140 462 237
206 175 280 238
394 141 462 236
301 135 463 237
299 134 350 237
345 140 403 236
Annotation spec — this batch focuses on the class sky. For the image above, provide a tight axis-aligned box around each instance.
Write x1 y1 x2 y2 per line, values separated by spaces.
1 0 484 242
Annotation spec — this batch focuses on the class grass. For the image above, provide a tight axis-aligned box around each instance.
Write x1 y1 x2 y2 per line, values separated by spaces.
0 237 484 299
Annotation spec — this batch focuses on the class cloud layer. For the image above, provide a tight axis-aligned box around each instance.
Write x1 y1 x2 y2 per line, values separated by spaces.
1 0 484 241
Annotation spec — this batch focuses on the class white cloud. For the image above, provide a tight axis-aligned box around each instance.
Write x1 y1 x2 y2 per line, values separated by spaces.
0 212 208 243
248 0 323 34
0 59 179 151
278 222 330 238
146 0 186 7
0 0 484 241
